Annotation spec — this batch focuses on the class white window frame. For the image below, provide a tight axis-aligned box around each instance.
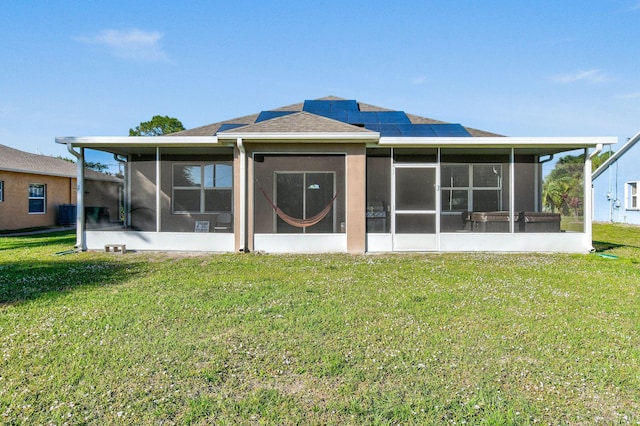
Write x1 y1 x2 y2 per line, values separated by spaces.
171 162 232 214
28 183 46 214
625 181 639 210
441 163 503 212
273 170 337 234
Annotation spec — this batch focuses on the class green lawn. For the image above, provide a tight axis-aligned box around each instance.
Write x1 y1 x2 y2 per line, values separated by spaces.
1 224 639 425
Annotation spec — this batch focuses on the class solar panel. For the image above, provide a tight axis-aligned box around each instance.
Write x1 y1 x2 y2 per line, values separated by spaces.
303 100 332 115
216 123 247 133
377 111 411 124
329 100 359 113
364 124 402 136
255 111 296 123
398 125 436 137
364 124 471 137
431 124 471 137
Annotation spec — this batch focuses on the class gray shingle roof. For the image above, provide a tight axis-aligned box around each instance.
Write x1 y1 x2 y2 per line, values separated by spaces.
224 112 374 134
0 144 120 182
171 96 503 137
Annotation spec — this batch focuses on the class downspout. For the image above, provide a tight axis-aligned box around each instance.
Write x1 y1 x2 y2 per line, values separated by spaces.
586 143 604 251
237 138 247 252
113 154 128 228
66 143 86 251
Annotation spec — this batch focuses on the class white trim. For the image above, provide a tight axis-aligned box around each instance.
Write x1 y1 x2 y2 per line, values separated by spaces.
625 181 639 210
56 136 220 147
439 232 591 253
379 136 616 148
254 234 346 253
217 132 379 141
85 231 234 252
27 183 46 214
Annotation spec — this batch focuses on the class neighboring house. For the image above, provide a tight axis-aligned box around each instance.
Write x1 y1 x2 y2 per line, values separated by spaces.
592 131 640 225
56 96 615 253
0 144 122 231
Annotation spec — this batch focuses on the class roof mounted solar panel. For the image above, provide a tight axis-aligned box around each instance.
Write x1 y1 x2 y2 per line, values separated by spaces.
303 100 332 115
377 111 411 124
216 123 247 133
255 110 296 123
397 124 437 137
431 124 471 137
364 124 402 136
329 100 359 113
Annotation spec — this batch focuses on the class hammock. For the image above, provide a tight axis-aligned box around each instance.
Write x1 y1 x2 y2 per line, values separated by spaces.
260 187 339 228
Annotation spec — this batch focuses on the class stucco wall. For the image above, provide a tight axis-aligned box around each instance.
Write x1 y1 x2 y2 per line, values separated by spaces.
0 170 75 231
593 152 640 224
243 143 366 254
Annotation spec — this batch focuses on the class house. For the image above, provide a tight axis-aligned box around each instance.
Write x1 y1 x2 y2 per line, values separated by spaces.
0 144 122 231
592 131 640 225
55 97 615 253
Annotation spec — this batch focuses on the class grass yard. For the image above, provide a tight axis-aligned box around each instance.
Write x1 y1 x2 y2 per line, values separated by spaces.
1 224 639 425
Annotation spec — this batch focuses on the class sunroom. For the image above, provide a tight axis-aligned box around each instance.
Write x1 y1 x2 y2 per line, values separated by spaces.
56 97 615 254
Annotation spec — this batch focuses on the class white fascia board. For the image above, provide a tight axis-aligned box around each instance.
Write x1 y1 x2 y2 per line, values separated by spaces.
216 132 380 142
378 136 617 148
55 136 220 147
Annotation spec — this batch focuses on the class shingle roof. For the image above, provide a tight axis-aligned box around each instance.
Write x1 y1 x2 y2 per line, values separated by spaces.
171 96 503 138
0 144 120 182
225 112 374 134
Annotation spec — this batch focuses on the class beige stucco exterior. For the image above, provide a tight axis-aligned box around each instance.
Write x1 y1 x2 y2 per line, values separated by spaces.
0 170 76 231
238 142 367 254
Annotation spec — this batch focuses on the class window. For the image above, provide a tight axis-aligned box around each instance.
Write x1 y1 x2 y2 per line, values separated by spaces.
28 184 46 214
275 171 335 233
172 163 232 213
626 181 639 210
0 181 4 202
441 164 502 212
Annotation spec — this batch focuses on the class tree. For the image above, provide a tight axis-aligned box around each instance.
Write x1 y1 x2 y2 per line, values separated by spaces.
56 155 109 173
129 115 185 136
541 152 611 215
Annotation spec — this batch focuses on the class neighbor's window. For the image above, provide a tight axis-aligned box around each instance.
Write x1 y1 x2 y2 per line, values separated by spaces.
172 163 232 213
441 164 503 212
28 183 46 213
626 181 639 210
0 180 4 202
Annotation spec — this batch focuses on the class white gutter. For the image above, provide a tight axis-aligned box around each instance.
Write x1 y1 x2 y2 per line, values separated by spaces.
378 136 617 148
56 136 220 146
237 138 247 252
586 143 604 251
217 132 379 142
65 143 85 251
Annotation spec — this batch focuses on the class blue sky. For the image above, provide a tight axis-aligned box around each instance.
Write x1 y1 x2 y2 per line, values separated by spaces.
1 0 639 160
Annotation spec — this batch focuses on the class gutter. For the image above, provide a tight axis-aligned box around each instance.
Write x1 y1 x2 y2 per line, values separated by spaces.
66 143 86 251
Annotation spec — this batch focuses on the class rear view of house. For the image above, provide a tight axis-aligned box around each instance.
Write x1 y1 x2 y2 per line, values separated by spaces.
56 97 615 253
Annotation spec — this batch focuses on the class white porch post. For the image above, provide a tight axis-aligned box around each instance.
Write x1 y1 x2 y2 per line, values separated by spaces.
66 143 86 250
156 146 161 233
586 144 603 250
237 138 247 252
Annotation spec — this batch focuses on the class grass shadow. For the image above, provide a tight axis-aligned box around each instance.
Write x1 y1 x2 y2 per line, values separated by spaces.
0 257 148 305
593 240 640 253
0 230 76 251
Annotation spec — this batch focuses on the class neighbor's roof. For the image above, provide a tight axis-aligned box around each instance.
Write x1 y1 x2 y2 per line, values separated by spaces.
593 130 640 179
172 96 503 138
0 144 120 181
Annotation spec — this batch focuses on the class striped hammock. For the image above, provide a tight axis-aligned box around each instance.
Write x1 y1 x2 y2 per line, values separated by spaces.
260 187 339 228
